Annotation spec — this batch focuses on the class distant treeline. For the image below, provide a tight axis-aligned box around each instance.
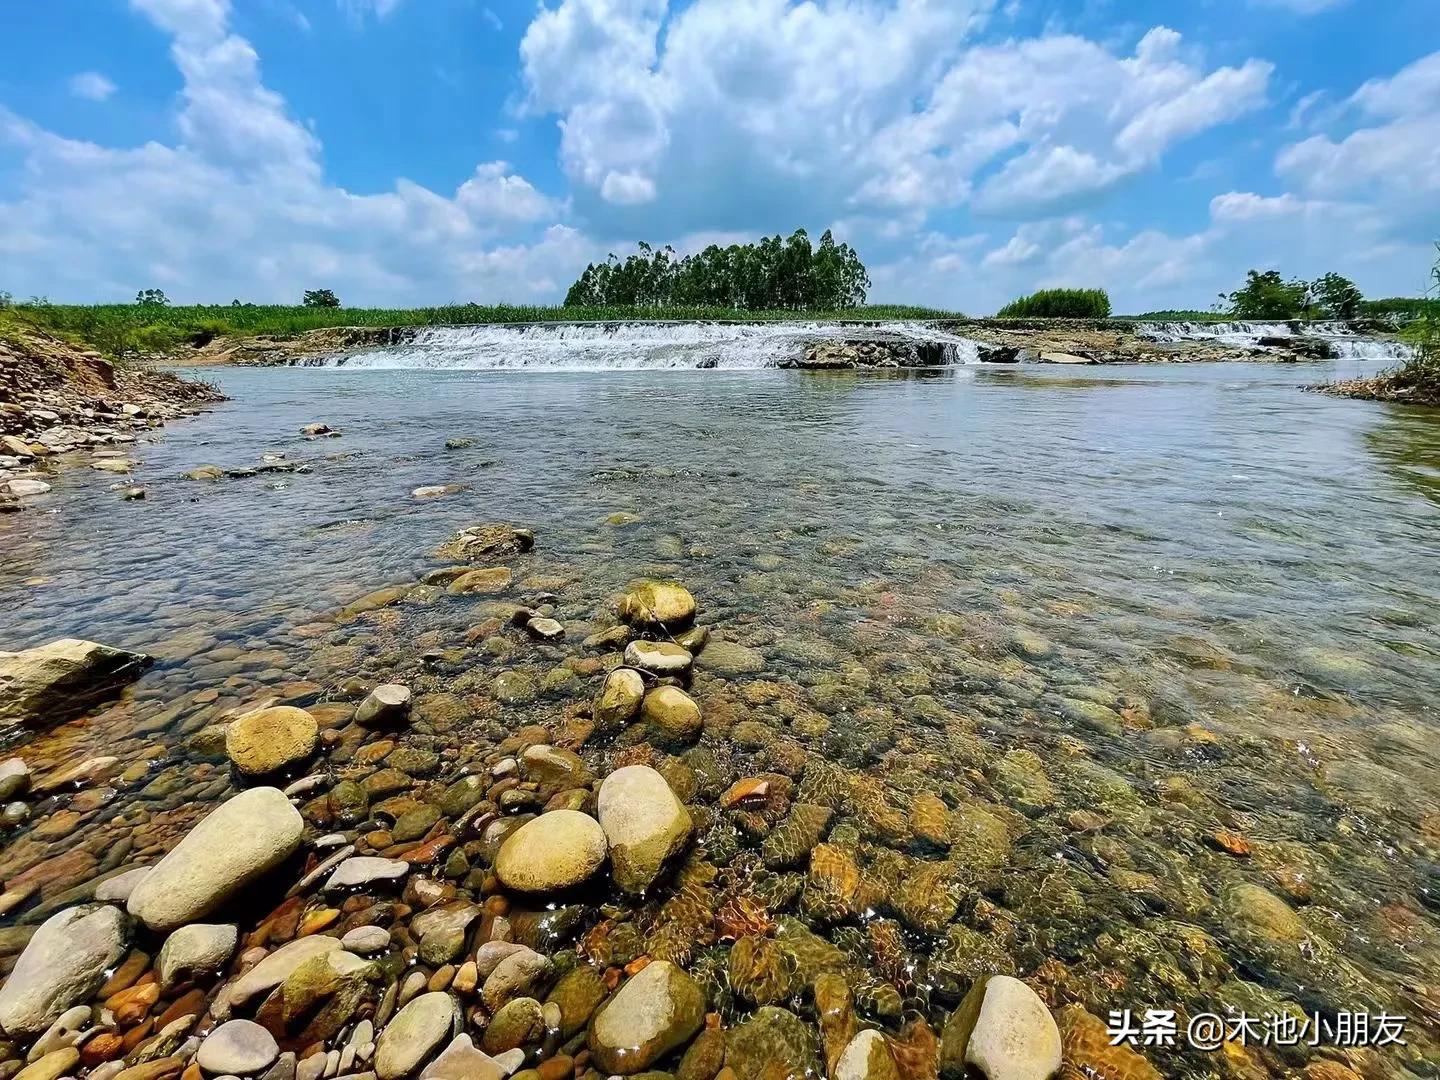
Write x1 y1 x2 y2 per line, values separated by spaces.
996 288 1111 319
564 229 870 310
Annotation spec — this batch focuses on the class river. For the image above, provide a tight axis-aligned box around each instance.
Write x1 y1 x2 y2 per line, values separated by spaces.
2 359 1437 1077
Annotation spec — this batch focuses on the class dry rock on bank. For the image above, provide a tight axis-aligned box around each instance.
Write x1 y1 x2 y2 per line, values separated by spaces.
126 786 304 931
0 638 151 731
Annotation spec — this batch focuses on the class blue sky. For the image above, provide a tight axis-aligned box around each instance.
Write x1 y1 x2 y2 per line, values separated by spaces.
1 0 1437 313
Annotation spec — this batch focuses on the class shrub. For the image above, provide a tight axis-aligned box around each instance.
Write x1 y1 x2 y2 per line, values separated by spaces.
996 288 1111 318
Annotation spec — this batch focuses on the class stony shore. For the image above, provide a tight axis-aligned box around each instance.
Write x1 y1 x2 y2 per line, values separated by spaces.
0 325 225 512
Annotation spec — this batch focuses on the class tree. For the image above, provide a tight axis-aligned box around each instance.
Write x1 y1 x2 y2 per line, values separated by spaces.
303 289 341 308
996 288 1111 318
1223 270 1310 319
1311 272 1364 319
135 288 169 307
561 230 870 310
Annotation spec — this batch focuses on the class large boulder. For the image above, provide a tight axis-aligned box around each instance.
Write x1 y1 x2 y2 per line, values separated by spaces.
0 639 152 730
494 811 607 894
587 960 705 1074
617 581 696 628
0 904 131 1037
597 766 692 895
127 787 304 931
225 706 318 776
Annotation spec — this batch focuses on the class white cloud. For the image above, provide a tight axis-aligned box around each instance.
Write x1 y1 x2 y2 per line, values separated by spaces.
519 4 1270 230
69 72 118 102
0 1 588 304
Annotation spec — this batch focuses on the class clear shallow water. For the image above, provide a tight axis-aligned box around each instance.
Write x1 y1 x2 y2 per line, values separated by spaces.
2 361 1439 1077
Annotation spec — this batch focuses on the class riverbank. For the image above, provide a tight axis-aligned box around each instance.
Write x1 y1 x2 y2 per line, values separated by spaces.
0 322 226 511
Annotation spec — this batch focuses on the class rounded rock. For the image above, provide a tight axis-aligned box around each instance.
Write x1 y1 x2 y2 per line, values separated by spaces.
197 1020 280 1076
640 686 703 747
597 765 693 896
126 787 304 932
0 904 130 1037
617 581 696 628
494 810 607 894
587 960 705 1074
375 992 459 1080
623 640 692 677
592 668 645 731
225 706 318 776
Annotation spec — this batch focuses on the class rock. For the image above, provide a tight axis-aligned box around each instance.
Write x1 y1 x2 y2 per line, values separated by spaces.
340 927 391 955
435 524 533 562
544 966 608 1038
693 639 764 676
525 617 564 641
940 975 1061 1080
299 423 336 437
479 997 544 1056
225 937 344 1010
93 866 151 904
0 903 130 1037
1038 352 1093 365
4 479 51 497
356 685 412 727
480 948 551 1012
0 639 152 730
592 668 645 731
837 1030 901 1080
127 787 304 932
520 745 593 800
494 811 607 894
325 857 410 890
623 640 693 676
617 581 696 628
724 1006 821 1080
418 1035 504 1080
446 568 513 596
197 1020 279 1075
492 671 537 705
375 993 458 1080
641 686 703 747
225 707 318 776
0 758 31 800
587 960 705 1074
14 1048 78 1080
158 923 237 989
597 766 693 895
185 465 225 480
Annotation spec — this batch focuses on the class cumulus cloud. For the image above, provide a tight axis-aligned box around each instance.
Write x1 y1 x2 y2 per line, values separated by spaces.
519 2 1270 229
0 0 586 303
69 72 118 102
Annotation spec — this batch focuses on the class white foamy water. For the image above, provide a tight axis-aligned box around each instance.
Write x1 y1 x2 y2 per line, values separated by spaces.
297 321 987 371
1138 319 1408 360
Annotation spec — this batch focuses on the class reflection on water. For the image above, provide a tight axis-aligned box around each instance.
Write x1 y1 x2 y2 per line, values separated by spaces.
1 362 1438 1077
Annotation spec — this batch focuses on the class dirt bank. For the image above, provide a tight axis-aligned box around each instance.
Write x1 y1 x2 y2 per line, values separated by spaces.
0 323 226 510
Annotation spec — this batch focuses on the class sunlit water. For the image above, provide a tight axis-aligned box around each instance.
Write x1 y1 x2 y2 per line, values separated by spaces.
2 360 1438 1077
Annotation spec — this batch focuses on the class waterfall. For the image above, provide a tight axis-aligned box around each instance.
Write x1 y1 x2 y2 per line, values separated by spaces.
292 321 989 371
1137 320 1407 360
